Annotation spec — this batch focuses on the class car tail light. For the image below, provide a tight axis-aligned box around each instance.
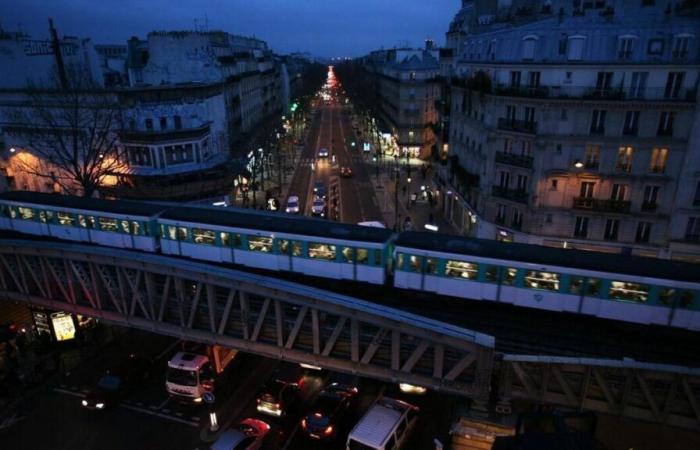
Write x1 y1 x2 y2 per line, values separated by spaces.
274 403 280 409
201 381 214 391
301 418 307 429
314 412 322 418
256 398 261 404
323 425 334 436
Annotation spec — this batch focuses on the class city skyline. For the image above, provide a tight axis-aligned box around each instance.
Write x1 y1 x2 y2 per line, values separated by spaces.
0 0 457 57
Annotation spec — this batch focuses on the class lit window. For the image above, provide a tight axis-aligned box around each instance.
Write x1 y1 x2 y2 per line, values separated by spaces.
18 207 35 220
120 220 130 234
397 253 405 270
177 227 188 241
99 217 119 232
608 281 649 302
341 247 354 263
445 260 479 280
409 255 422 273
503 268 518 285
356 248 369 265
248 236 273 253
278 239 289 254
308 242 335 260
485 266 498 282
292 241 303 256
649 148 668 173
524 271 560 291
220 232 230 246
57 212 75 227
658 288 675 306
425 258 438 274
569 276 584 295
192 228 216 245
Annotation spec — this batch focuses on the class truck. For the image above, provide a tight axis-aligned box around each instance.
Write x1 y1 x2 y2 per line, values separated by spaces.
165 343 238 404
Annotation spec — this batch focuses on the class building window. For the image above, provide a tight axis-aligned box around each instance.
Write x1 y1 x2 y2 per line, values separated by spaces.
567 36 585 61
512 209 523 230
629 72 648 99
616 146 633 172
610 184 627 201
584 145 600 169
647 38 664 55
664 72 685 99
523 107 535 124
527 71 540 88
145 118 153 131
590 110 606 134
509 71 521 88
499 171 510 188
623 111 639 136
516 174 528 192
643 185 660 210
445 261 479 279
558 34 568 55
595 72 613 94
550 179 558 191
685 217 700 242
580 181 595 198
673 35 690 59
496 204 507 224
159 117 167 130
635 222 651 243
649 148 668 173
409 72 416 80
174 115 182 130
574 216 589 237
693 181 700 206
618 37 635 59
604 219 620 241
521 37 537 60
657 112 674 136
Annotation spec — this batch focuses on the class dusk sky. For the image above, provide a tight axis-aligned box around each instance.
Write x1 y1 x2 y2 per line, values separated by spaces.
0 0 458 56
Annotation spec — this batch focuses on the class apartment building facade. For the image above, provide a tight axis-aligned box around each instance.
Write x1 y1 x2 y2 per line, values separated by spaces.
439 0 700 261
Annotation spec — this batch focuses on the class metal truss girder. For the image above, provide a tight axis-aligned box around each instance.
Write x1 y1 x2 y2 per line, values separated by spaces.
0 240 495 398
500 355 700 431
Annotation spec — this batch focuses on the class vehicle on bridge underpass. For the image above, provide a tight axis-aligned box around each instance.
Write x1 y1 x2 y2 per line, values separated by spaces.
166 343 237 404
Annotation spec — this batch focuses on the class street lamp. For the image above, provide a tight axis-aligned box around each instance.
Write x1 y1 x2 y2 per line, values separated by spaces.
373 156 379 183
574 159 584 169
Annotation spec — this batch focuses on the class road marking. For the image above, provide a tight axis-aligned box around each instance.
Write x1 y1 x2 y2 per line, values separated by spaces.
121 403 199 428
54 387 85 398
157 398 170 409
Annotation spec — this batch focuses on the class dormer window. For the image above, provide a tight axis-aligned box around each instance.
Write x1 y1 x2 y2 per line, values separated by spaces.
567 35 586 61
521 35 538 61
673 34 692 59
618 35 637 60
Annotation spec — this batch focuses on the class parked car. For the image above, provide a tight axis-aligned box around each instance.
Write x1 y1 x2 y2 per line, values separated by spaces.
81 354 151 410
340 167 353 178
285 196 300 214
300 378 358 441
208 418 270 450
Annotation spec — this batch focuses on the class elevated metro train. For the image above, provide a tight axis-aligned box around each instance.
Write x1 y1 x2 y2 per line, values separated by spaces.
0 191 698 330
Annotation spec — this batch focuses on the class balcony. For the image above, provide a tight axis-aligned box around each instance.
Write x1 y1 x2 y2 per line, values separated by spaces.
573 197 631 213
493 86 549 98
492 186 529 204
622 127 638 137
657 128 673 137
495 152 534 169
497 118 537 134
490 84 697 102
119 124 211 145
649 165 666 174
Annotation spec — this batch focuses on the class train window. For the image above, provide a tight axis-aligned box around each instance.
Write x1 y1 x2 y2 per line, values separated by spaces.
120 220 131 234
131 221 142 235
39 210 54 223
78 215 87 227
18 207 35 220
57 212 75 226
356 248 369 264
587 279 600 297
658 288 675 306
177 227 188 241
397 253 405 270
166 225 177 240
425 258 438 275
503 268 518 285
608 281 649 302
445 260 478 279
278 239 289 254
234 233 242 248
409 255 422 272
0 205 9 217
9 206 17 218
680 291 694 309
220 232 230 246
525 271 560 291
484 266 498 282
99 217 118 232
341 247 354 263
292 241 303 256
308 242 336 260
374 249 381 266
192 228 216 245
568 276 584 295
248 236 273 253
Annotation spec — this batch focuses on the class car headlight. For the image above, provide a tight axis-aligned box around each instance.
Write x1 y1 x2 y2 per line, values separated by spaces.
96 403 105 409
82 400 88 406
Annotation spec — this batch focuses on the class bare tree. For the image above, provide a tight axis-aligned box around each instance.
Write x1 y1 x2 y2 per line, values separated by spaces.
4 69 125 197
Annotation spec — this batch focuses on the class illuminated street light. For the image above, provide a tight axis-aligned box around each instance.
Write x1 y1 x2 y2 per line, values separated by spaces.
9 147 16 153
574 159 584 168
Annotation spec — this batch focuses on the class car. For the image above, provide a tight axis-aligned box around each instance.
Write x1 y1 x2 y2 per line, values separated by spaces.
256 364 303 417
318 148 329 158
311 197 326 217
285 196 300 214
81 354 151 410
340 166 353 178
313 182 326 199
209 418 270 450
300 380 358 441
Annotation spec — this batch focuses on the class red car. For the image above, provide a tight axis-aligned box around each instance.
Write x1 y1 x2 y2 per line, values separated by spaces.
340 167 353 178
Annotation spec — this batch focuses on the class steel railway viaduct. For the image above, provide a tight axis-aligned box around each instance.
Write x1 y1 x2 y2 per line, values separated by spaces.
0 239 698 431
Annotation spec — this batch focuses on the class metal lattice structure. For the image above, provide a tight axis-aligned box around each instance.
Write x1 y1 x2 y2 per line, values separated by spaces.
497 355 700 431
0 240 495 398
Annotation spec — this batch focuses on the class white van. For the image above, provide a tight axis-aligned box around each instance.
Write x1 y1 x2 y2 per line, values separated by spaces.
346 397 419 450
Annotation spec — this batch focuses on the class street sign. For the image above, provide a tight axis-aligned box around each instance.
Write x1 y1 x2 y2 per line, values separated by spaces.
202 391 215 404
